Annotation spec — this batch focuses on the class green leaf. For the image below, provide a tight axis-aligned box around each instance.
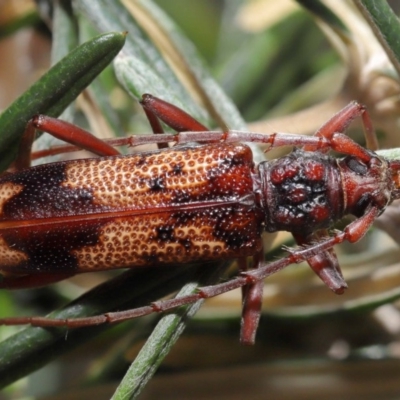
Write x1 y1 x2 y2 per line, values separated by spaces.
74 0 269 166
111 263 228 400
0 10 40 39
74 0 247 129
295 0 349 35
0 264 223 389
354 0 400 76
0 31 126 170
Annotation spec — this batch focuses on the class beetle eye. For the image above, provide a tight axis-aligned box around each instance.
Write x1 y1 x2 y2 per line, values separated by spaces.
346 156 368 175
354 193 371 216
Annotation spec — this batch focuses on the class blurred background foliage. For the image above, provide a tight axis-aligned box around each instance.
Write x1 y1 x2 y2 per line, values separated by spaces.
2 0 400 399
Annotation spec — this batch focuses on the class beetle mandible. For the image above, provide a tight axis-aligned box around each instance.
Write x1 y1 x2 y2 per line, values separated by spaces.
0 94 399 344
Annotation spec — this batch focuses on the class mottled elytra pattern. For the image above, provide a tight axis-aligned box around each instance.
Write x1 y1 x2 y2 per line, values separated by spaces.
0 143 262 273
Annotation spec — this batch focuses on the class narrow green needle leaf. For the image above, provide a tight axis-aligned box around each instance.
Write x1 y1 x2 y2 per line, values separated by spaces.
111 263 229 400
0 265 216 389
0 31 126 170
295 0 348 34
354 0 400 77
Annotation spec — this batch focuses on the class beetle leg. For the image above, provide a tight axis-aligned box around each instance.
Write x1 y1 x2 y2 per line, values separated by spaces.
328 133 374 163
26 96 182 161
29 135 148 161
14 115 120 170
293 230 347 294
239 251 264 345
32 115 120 157
304 101 378 152
278 206 380 266
141 98 171 150
141 94 209 132
142 106 169 150
140 93 220 147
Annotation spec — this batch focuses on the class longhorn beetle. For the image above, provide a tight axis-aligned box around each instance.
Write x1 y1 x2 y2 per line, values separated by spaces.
0 94 399 345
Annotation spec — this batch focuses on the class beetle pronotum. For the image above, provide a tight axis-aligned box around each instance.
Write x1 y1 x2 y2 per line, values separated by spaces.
0 94 399 344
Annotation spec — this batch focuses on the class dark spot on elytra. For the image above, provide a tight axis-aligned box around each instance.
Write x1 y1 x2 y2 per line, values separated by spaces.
154 224 192 255
156 225 175 241
1 219 103 272
1 162 102 220
219 154 244 168
171 163 184 175
148 177 165 191
134 155 147 167
212 206 247 250
179 237 192 250
53 188 94 211
206 156 241 182
224 231 246 249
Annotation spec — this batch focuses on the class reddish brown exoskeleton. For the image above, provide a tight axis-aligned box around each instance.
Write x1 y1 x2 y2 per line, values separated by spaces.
0 94 399 344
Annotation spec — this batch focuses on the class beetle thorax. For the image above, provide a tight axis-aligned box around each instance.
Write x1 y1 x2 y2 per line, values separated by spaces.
257 149 343 235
